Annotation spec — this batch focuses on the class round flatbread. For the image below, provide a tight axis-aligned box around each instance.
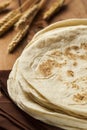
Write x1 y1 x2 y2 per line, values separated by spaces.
7 62 87 130
18 19 87 117
7 19 87 129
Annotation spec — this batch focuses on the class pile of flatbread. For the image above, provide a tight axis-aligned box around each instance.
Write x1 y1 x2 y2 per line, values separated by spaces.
7 19 87 130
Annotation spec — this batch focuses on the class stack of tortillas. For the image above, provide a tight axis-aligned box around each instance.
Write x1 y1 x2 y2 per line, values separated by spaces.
7 19 87 130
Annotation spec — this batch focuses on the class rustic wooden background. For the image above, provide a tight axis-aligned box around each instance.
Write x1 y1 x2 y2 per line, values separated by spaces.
0 0 87 70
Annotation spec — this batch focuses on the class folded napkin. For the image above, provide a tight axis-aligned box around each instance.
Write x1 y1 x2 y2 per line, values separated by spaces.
0 70 62 130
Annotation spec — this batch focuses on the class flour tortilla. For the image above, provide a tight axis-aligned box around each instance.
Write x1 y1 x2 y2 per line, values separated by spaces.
13 60 87 118
7 19 87 129
18 21 87 116
10 58 48 102
7 59 20 103
26 19 87 48
18 73 87 119
7 67 87 130
7 53 87 130
12 54 87 118
9 58 67 114
34 18 87 39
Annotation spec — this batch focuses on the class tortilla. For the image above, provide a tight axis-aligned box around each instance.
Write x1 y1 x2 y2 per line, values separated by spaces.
7 63 87 130
18 23 87 116
7 19 87 129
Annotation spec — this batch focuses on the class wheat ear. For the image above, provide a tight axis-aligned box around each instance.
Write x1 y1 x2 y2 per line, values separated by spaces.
0 0 11 12
43 0 64 20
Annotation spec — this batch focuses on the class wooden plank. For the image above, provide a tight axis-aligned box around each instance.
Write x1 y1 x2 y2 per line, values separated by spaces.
0 0 87 70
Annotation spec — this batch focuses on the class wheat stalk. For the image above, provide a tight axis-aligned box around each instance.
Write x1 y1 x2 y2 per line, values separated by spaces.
0 10 21 36
43 0 64 20
0 0 32 28
8 0 46 53
15 5 38 29
15 0 45 29
8 25 29 53
38 0 46 9
0 0 11 12
0 10 20 27
0 0 40 36
8 5 39 53
17 0 41 12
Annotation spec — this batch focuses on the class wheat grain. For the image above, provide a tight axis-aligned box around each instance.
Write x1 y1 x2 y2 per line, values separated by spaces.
0 0 40 27
0 0 41 36
0 0 11 12
17 0 40 12
8 5 39 53
8 25 29 53
38 0 46 9
0 0 36 27
0 10 21 27
8 0 45 53
15 4 39 29
43 0 64 20
0 10 21 36
15 0 46 29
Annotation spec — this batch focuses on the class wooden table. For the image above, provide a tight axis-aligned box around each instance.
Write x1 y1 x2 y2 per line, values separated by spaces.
0 0 87 70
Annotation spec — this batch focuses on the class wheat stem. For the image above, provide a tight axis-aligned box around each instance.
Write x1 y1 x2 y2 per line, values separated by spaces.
0 10 21 36
43 0 64 20
0 0 11 12
8 0 45 53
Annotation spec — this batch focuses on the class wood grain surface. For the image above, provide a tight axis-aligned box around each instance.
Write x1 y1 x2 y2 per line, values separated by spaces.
0 0 87 70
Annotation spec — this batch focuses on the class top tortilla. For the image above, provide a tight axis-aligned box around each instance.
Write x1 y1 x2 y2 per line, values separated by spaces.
18 19 87 114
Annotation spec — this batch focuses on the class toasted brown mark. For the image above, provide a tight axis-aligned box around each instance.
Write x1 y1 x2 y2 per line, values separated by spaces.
81 43 87 50
39 59 55 77
73 62 78 66
79 54 87 60
73 92 87 102
64 45 87 60
39 43 87 77
67 70 74 77
64 46 77 60
71 46 79 50
39 59 66 77
71 83 79 89
51 50 62 56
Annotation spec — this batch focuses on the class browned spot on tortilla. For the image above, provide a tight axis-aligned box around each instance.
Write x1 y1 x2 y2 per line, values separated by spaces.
39 59 66 77
71 45 79 50
73 62 78 66
64 47 77 60
72 83 79 89
64 45 87 60
79 54 87 60
73 92 87 102
39 59 56 77
67 70 74 77
81 43 87 50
